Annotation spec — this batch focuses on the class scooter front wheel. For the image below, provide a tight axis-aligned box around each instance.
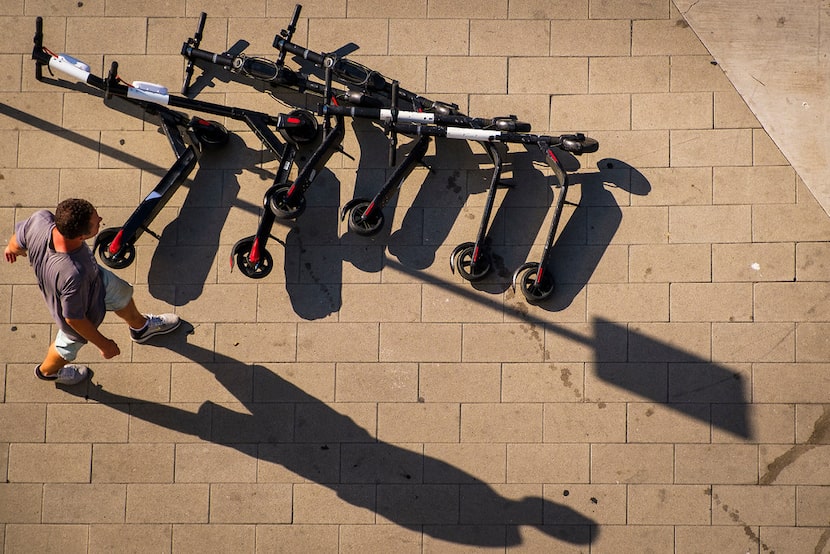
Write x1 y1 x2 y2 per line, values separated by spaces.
453 244 490 281
193 120 230 149
346 201 384 236
517 265 555 303
269 184 306 220
232 237 274 279
95 227 136 269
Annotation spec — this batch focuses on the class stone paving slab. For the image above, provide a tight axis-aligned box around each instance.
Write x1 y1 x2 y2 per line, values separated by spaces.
1 0 829 552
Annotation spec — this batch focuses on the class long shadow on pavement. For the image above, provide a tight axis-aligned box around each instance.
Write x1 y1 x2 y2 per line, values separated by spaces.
61 327 598 548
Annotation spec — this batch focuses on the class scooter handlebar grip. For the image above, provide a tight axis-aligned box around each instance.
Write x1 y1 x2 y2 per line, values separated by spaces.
273 38 324 65
48 54 92 83
181 45 233 68
34 16 43 44
195 12 207 37
33 17 45 78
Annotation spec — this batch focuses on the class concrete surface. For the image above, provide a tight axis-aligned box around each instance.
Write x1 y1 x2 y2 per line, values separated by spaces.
675 0 830 217
1 0 829 552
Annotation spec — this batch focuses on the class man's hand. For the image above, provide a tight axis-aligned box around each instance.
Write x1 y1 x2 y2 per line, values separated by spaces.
99 338 121 359
5 235 27 263
66 317 120 360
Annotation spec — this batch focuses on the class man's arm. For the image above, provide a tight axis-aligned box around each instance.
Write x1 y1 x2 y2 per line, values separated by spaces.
4 234 27 263
65 317 121 359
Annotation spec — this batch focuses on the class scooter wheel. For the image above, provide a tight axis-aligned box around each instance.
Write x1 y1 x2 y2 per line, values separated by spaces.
281 110 320 144
233 238 273 279
454 245 490 281
269 184 306 220
95 227 136 269
518 266 555 303
346 201 384 236
194 120 230 149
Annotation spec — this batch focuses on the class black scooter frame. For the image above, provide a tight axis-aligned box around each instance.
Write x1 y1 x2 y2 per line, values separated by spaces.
323 96 530 239
511 144 574 303
33 17 321 272
318 110 599 294
33 18 233 269
94 98 224 270
271 4 460 116
179 10 347 223
179 4 530 228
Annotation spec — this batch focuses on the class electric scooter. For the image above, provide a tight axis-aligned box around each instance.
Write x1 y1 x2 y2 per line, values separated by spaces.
33 16 319 272
316 107 599 293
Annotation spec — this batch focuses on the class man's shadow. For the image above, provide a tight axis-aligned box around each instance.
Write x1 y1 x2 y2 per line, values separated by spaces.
61 324 597 547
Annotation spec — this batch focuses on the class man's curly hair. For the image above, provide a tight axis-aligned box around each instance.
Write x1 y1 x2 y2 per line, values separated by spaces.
55 198 95 239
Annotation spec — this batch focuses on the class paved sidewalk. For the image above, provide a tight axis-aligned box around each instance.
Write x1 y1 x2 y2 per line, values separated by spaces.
2 0 829 552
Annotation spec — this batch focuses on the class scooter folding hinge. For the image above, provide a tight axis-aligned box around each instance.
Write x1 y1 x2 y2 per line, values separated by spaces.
267 234 286 247
335 144 356 161
140 226 162 241
418 160 435 174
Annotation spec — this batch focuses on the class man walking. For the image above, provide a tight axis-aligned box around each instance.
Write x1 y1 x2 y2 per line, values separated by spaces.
4 198 180 385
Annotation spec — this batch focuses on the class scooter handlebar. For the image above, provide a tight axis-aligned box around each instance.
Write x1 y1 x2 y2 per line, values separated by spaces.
194 12 207 43
181 12 207 94
276 3 301 66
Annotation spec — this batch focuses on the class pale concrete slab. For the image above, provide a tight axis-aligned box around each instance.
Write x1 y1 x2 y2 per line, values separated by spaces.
674 0 830 216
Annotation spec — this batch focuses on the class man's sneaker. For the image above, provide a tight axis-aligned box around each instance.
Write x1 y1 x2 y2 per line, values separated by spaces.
36 364 89 386
131 313 181 343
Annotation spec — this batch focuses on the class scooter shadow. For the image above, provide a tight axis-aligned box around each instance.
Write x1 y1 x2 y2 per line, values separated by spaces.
146 132 272 305
385 136 483 271
279 160 347 320
496 158 652 311
542 158 651 311
280 118 424 320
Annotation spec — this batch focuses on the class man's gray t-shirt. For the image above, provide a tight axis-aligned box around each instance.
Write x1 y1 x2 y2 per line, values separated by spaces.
15 210 106 343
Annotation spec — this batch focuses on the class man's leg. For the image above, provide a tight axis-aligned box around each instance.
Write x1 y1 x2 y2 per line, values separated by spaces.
114 297 147 329
99 266 180 342
38 342 69 375
36 332 88 385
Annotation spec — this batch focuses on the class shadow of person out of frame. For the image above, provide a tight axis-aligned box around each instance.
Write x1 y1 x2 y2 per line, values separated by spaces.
590 316 752 439
60 323 598 548
377 258 754 441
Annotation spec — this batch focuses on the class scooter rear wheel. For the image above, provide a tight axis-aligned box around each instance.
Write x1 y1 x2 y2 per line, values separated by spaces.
517 266 555 303
95 227 136 269
346 201 384 236
232 237 273 279
193 120 230 149
454 245 490 281
269 184 306 220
